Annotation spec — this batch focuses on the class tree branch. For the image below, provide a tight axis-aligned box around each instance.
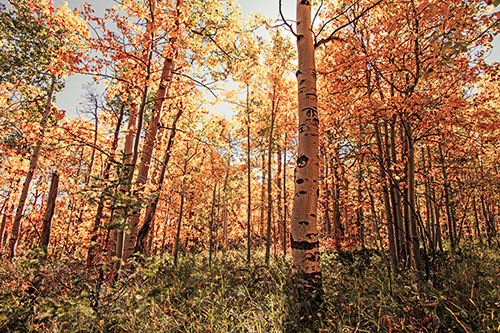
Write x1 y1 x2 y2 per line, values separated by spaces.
314 0 383 49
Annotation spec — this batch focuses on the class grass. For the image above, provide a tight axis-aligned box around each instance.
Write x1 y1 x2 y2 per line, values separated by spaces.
0 243 499 332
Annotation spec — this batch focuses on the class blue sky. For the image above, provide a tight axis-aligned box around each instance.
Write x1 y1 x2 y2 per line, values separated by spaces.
48 0 295 118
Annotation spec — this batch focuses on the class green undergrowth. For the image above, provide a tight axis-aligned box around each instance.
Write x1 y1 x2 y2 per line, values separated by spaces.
0 244 499 332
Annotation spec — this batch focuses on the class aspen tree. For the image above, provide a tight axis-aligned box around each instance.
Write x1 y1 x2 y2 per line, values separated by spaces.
291 0 322 311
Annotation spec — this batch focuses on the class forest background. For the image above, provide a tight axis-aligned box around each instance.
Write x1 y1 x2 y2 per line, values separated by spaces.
1 0 500 331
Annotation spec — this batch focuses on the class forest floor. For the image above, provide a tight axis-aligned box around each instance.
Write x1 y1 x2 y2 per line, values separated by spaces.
1 243 499 332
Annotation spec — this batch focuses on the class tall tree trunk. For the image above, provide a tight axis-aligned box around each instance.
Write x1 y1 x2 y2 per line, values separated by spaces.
209 183 217 267
265 101 276 265
356 153 364 248
246 84 252 264
439 142 456 249
260 153 266 239
405 120 422 272
473 195 483 245
0 181 17 249
390 117 404 261
322 153 331 237
331 152 343 249
123 51 178 261
9 78 56 259
283 134 288 256
87 103 125 267
173 192 185 266
40 172 59 259
422 146 435 253
401 124 411 266
0 201 13 248
135 107 182 255
375 122 397 270
115 100 139 262
221 166 230 250
277 146 283 249
291 0 322 312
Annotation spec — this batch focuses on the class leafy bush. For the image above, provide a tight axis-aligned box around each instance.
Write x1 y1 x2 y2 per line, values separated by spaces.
0 244 499 332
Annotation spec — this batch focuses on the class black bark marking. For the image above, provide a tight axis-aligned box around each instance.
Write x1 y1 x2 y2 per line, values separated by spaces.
310 214 316 217
299 190 307 195
298 124 308 133
305 252 320 263
291 234 319 250
297 155 309 168
297 179 304 184
296 70 302 77
297 34 304 41
304 107 318 118
299 0 311 5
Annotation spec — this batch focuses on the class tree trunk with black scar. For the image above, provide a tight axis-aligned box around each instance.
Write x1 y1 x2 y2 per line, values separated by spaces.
291 0 322 316
9 78 55 259
331 152 343 250
40 172 59 259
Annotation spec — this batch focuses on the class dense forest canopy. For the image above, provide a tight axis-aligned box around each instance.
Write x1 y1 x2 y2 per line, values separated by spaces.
0 0 500 331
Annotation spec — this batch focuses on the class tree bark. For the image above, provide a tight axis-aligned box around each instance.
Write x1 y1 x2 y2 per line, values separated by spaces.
123 50 178 261
390 117 404 261
87 103 125 267
265 99 276 265
283 134 288 256
291 0 322 312
209 183 217 267
40 172 59 259
439 142 456 248
173 192 185 266
115 100 139 262
375 122 397 270
135 106 183 255
405 120 422 272
9 78 56 259
246 84 252 264
277 146 283 249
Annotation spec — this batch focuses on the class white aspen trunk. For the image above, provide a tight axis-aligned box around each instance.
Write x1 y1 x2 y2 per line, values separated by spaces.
291 0 322 312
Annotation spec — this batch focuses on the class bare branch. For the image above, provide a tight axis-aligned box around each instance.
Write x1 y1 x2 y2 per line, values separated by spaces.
279 0 298 38
314 0 383 49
